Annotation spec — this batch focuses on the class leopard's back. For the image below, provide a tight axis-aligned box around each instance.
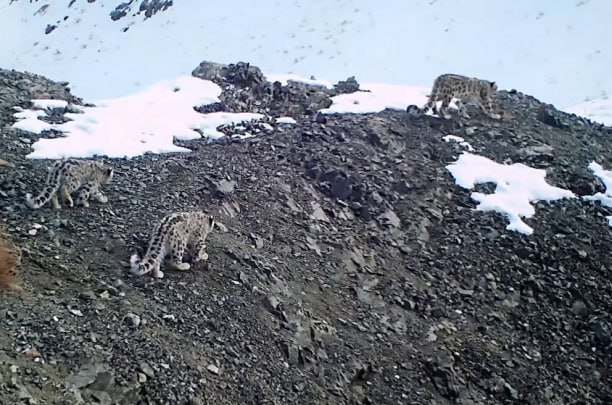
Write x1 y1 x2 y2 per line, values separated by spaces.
415 73 499 119
430 74 495 102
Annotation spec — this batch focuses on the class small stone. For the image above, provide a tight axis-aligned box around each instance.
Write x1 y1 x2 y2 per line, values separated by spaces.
310 203 330 222
79 290 97 301
216 179 236 196
504 382 519 399
22 348 41 358
502 291 521 308
137 372 147 383
592 321 611 345
16 384 33 401
354 287 373 305
284 343 299 365
0 158 14 167
251 234 264 249
458 288 474 296
465 127 476 136
392 181 411 194
330 176 352 200
88 371 114 391
91 391 112 405
266 296 281 312
138 362 155 378
206 364 220 375
314 112 327 124
125 313 141 328
379 209 401 228
571 300 588 317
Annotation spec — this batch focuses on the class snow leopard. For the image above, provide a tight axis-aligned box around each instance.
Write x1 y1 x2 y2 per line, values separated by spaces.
409 73 500 120
130 211 216 279
25 159 114 210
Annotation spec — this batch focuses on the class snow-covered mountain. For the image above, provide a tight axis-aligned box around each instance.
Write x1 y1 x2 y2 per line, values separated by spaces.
566 96 612 126
1 0 611 110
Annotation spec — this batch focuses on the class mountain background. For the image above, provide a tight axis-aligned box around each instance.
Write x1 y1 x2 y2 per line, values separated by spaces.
1 0 610 108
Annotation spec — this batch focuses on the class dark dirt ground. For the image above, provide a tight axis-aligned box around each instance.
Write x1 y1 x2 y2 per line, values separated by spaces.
0 64 611 405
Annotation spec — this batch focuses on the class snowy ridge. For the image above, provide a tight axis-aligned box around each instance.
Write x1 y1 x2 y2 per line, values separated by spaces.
10 72 612 233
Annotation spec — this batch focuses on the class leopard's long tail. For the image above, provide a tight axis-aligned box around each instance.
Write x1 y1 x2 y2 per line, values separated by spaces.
129 254 159 276
130 218 173 277
25 162 62 209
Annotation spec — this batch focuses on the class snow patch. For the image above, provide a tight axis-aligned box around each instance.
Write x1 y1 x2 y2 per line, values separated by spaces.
11 76 265 159
31 99 69 110
11 108 53 133
446 152 576 235
442 135 474 152
583 162 612 226
277 117 297 124
320 83 430 114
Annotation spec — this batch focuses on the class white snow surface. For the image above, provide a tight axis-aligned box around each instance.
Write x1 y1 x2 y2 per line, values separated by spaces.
321 84 430 114
442 135 474 152
321 83 474 115
583 162 612 226
276 117 297 124
2 0 610 108
12 108 52 133
446 153 576 235
564 97 612 126
31 99 69 109
12 76 264 159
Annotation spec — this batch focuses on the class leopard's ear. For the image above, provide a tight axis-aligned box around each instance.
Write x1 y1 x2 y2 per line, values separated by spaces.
490 81 496 88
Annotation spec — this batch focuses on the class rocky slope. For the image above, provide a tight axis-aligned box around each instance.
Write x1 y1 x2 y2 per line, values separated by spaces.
0 63 611 405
